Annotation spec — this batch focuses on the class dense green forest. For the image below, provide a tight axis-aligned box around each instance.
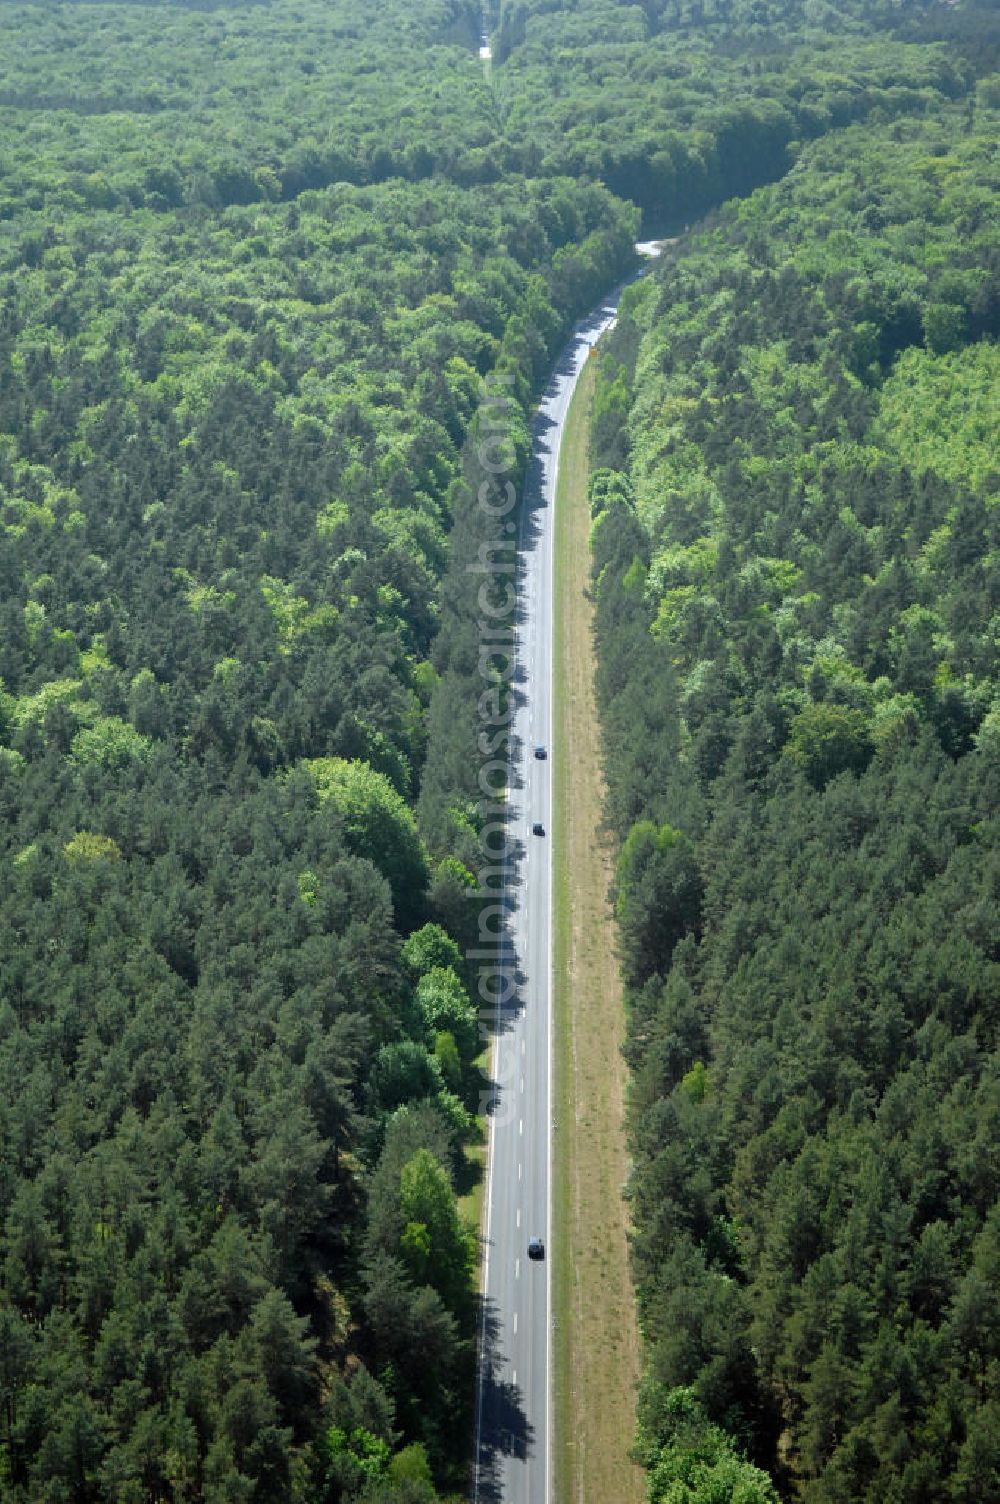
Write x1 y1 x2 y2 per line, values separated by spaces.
0 3 641 1499
591 75 1000 1504
0 0 997 1497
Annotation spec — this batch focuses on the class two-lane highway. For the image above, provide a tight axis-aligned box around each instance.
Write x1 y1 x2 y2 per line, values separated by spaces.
473 289 623 1504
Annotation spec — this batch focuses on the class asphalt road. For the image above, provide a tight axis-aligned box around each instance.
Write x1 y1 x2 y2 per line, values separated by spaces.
473 288 623 1504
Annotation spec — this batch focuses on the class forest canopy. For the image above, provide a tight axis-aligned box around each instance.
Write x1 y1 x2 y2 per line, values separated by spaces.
0 0 997 1497
590 74 1000 1503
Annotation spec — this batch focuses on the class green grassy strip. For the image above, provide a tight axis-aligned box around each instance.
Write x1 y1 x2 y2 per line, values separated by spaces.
551 354 598 1504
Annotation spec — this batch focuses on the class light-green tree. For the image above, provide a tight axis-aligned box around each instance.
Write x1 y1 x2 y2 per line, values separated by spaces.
302 756 429 929
643 1388 780 1504
400 923 462 981
786 703 874 789
614 822 702 988
398 1149 473 1314
414 967 478 1061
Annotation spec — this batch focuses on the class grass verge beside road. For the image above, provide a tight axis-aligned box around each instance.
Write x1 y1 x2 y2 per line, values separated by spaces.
552 352 644 1504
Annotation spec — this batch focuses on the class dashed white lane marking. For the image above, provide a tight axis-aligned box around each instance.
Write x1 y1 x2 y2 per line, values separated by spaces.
517 1208 521 1228
519 1118 523 1136
521 1039 526 1056
514 1313 518 1335
516 1259 520 1280
518 1162 522 1181
513 1370 517 1386
520 1075 525 1092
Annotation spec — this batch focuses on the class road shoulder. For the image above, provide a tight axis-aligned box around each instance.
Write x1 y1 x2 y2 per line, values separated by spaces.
552 352 645 1504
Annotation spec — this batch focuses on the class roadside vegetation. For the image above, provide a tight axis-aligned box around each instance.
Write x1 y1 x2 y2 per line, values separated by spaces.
590 82 1000 1504
553 357 645 1504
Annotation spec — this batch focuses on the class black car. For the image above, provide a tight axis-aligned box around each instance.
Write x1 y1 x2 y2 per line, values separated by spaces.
532 821 545 836
534 744 547 760
527 1237 545 1261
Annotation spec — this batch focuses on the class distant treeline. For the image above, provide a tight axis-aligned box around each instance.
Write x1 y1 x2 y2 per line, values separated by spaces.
0 0 984 222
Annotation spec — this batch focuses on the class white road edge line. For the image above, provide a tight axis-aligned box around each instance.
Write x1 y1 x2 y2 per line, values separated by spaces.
473 425 518 1501
545 328 557 1504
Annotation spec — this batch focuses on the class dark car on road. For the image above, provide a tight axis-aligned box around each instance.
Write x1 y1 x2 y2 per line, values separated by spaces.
532 822 545 836
527 1237 545 1261
534 744 547 759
